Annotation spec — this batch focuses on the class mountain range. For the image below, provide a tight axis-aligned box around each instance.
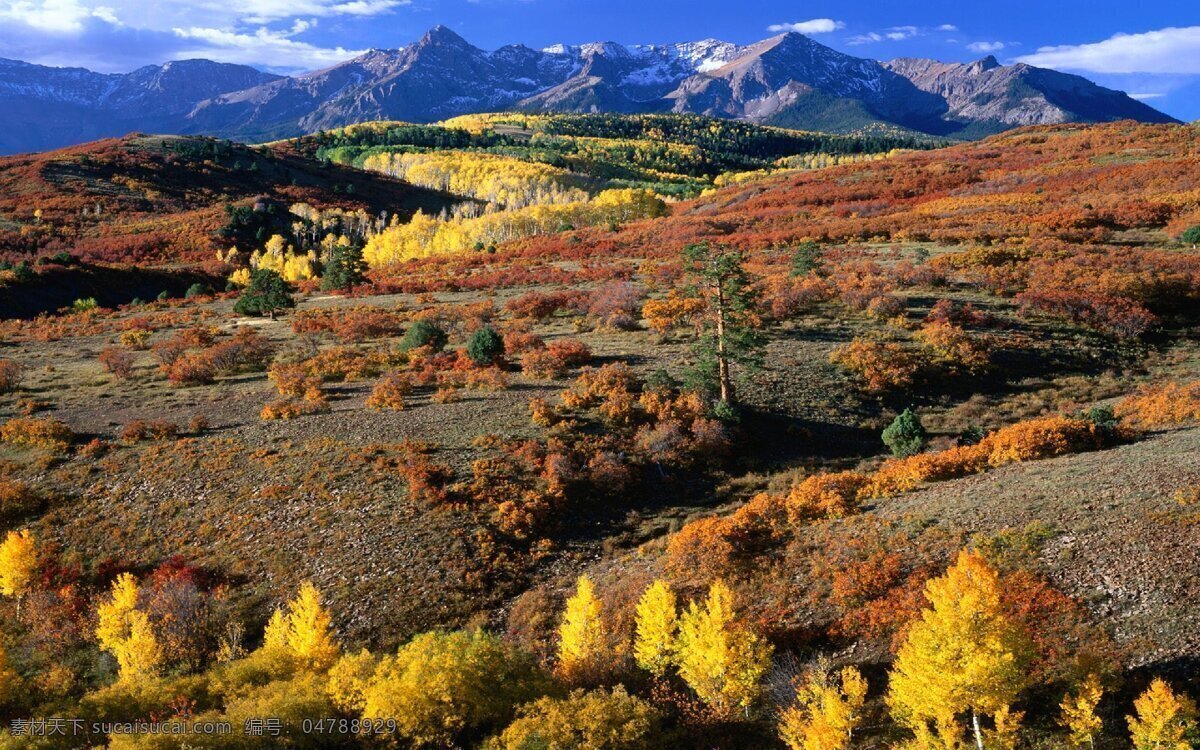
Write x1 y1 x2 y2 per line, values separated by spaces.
0 25 1176 154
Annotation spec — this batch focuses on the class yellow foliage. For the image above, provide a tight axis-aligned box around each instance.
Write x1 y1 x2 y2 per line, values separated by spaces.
676 580 772 717
557 575 607 683
95 573 163 684
886 551 1030 749
633 580 677 677
326 648 377 714
1127 678 1198 750
262 581 339 671
228 267 252 288
0 528 37 601
250 234 316 282
361 629 545 748
362 150 589 208
491 686 660 750
1060 674 1104 748
363 189 666 267
779 665 868 750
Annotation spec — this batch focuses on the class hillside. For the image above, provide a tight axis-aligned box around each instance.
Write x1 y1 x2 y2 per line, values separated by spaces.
0 133 463 268
0 119 1197 747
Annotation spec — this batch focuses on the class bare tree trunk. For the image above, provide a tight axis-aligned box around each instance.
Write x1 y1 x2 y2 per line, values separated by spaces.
972 710 985 750
715 280 733 404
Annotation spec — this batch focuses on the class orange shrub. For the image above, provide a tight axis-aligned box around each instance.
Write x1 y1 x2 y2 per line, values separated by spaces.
783 471 869 521
1114 381 1200 428
366 372 412 411
120 419 179 442
268 363 324 400
99 347 135 379
642 292 705 335
520 339 592 379
980 416 1100 466
915 320 990 373
0 416 73 453
261 397 330 420
165 352 216 386
829 338 920 391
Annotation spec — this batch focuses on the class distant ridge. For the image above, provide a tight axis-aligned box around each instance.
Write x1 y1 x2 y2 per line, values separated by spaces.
0 25 1177 154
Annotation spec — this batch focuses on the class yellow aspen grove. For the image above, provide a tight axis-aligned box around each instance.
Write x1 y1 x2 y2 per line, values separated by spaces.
0 529 37 614
1060 674 1104 748
886 550 1031 750
265 581 340 671
95 573 163 683
1127 678 1198 750
779 665 868 750
675 580 773 718
633 579 677 677
556 575 606 683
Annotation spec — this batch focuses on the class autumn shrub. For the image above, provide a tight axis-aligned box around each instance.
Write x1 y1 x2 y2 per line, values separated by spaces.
520 339 592 379
587 281 645 330
118 329 152 350
0 360 23 393
489 687 660 750
367 372 413 411
293 307 406 343
268 363 324 400
99 347 136 379
866 294 906 320
0 479 43 524
915 320 990 373
261 397 330 421
766 275 834 320
783 471 869 522
643 292 705 335
829 338 920 392
0 416 73 453
465 367 510 392
165 352 217 386
1114 381 1200 429
120 419 179 442
502 331 544 356
505 290 588 321
203 328 276 374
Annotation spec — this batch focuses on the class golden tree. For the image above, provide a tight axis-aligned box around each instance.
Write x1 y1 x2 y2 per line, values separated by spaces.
263 581 339 671
95 573 163 684
556 575 607 683
676 580 772 718
633 579 677 677
1127 678 1197 750
1060 674 1104 748
0 529 37 615
779 664 868 750
886 550 1031 750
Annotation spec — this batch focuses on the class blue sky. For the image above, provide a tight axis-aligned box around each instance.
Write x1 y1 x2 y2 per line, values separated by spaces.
0 0 1196 120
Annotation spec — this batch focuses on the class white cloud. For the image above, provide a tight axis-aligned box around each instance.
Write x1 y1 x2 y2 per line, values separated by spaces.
0 0 114 33
172 24 364 69
1016 26 1200 75
1128 92 1165 100
767 18 844 35
847 32 883 45
936 24 958 32
967 41 1005 53
241 0 406 24
848 24 927 44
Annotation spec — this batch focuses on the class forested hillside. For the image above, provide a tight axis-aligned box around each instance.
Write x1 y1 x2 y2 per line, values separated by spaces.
0 118 1197 748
